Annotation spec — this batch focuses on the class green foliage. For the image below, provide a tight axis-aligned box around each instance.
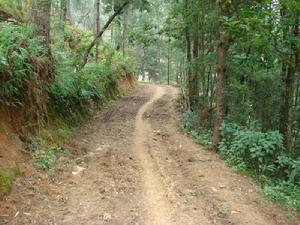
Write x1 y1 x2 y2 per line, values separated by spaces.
0 22 45 106
188 129 212 148
34 148 57 170
181 110 212 148
49 43 135 124
263 182 300 214
34 146 68 171
181 110 198 130
219 122 284 173
0 0 28 21
218 121 300 214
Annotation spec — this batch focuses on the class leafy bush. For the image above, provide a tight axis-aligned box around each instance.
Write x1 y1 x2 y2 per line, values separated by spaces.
34 146 68 171
49 45 135 124
263 182 300 214
276 155 300 184
0 22 45 106
181 110 199 131
218 121 300 214
219 122 284 174
189 129 212 148
181 110 212 148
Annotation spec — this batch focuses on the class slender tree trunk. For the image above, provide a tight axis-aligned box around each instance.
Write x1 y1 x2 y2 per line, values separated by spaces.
66 0 72 23
212 0 229 151
60 0 67 47
94 0 101 62
27 0 52 129
32 0 51 51
111 1 114 43
280 15 299 152
142 47 146 81
184 0 192 109
61 0 67 22
191 36 199 107
167 38 171 85
122 6 128 56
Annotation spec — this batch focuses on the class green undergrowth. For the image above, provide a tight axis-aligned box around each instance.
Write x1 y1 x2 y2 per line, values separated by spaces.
181 110 300 216
0 0 27 21
180 110 212 148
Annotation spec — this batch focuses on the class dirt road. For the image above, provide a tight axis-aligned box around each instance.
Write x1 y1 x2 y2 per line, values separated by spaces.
6 84 298 225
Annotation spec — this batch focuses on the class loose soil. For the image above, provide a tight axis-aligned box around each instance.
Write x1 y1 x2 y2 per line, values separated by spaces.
1 84 299 225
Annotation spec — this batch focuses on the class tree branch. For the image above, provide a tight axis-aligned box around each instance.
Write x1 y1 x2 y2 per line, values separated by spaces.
80 1 130 70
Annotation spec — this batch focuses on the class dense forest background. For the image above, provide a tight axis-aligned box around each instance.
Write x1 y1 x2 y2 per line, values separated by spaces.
0 0 300 216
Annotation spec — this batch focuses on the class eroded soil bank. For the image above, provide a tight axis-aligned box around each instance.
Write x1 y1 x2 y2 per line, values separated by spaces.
2 84 298 225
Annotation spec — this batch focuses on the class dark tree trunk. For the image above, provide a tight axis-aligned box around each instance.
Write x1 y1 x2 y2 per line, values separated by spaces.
32 0 51 51
95 0 101 62
279 5 299 152
280 15 299 152
27 0 52 129
184 0 192 109
30 0 52 80
122 6 128 56
167 38 171 85
66 0 72 23
212 0 229 151
142 47 146 81
191 36 199 107
61 0 67 22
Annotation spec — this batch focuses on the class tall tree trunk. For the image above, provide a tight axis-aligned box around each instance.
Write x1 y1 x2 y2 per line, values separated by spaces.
191 36 199 107
111 1 114 43
66 0 72 23
212 0 229 151
60 0 67 47
280 15 299 152
61 0 67 22
32 0 51 51
167 38 171 85
122 6 128 56
184 0 192 109
142 46 146 81
94 0 101 62
27 0 52 129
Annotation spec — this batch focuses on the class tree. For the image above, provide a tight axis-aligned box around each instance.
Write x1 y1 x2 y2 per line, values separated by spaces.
279 3 299 151
212 0 230 151
184 0 193 108
94 0 101 62
31 0 51 51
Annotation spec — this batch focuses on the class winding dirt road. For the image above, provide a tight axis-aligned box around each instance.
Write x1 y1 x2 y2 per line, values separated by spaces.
6 84 298 225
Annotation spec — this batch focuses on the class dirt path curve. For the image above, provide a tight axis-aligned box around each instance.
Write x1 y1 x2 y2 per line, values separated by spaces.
6 84 298 225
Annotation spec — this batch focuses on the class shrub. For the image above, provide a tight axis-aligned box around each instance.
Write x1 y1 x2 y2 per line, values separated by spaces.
219 122 284 174
263 181 300 214
49 45 136 124
181 110 199 131
189 129 212 148
33 145 68 171
49 61 118 122
181 110 212 148
0 22 45 106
